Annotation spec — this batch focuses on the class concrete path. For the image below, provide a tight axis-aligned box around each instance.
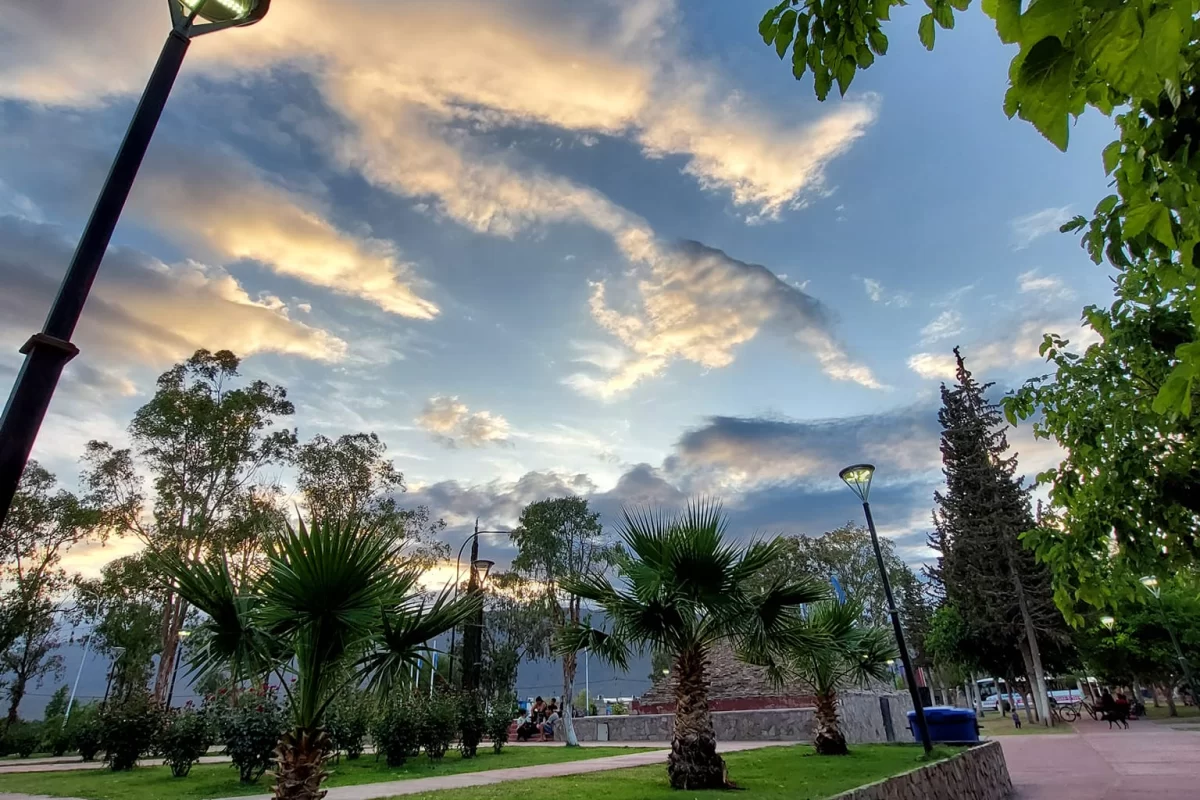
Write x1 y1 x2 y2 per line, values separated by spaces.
998 717 1200 799
214 741 793 800
0 754 232 775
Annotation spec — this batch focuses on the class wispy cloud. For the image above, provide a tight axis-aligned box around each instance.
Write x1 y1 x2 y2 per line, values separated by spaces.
907 316 1098 380
860 277 910 308
1017 269 1074 301
1010 206 1071 250
919 310 964 345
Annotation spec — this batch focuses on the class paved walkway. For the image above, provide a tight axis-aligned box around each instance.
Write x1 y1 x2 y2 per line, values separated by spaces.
998 718 1200 799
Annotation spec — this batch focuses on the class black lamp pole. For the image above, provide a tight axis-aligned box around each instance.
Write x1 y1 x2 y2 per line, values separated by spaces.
841 464 933 754
0 0 270 530
447 521 496 691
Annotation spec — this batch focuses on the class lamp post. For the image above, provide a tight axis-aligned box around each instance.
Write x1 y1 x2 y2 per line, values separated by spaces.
102 647 127 709
0 0 271 530
1139 576 1199 705
839 463 933 754
447 520 497 692
165 629 191 708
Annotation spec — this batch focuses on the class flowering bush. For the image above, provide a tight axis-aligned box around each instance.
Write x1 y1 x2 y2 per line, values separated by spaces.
457 695 485 759
326 690 370 761
210 685 286 783
98 691 163 771
370 693 419 767
486 700 520 754
161 705 213 777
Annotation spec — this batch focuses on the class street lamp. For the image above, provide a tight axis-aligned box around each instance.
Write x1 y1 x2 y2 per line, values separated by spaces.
839 463 933 754
447 521 502 690
166 629 192 708
1140 575 1199 705
0 0 271 530
102 647 127 708
1100 616 1116 631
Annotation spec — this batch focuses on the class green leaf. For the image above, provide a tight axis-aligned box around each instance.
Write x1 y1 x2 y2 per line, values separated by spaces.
1149 205 1177 249
873 0 894 21
919 13 936 50
984 0 1021 44
949 0 970 10
869 29 889 55
1015 36 1075 151
776 9 798 58
856 44 876 68
1152 369 1192 415
814 66 833 101
792 39 809 79
933 1 956 29
759 1 790 44
1123 201 1171 244
1059 215 1088 233
1094 194 1119 216
1102 141 1121 175
1143 7 1186 82
1019 0 1074 46
1083 8 1144 96
836 56 857 95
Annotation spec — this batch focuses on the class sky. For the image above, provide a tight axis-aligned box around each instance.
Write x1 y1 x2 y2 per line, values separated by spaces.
0 0 1118 578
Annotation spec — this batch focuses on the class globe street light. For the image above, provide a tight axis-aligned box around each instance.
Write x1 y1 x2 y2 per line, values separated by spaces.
1140 575 1199 705
839 463 933 754
1100 616 1116 631
0 0 271 530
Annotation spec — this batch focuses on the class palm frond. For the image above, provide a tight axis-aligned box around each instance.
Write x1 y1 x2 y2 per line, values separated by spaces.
554 622 631 672
147 547 279 685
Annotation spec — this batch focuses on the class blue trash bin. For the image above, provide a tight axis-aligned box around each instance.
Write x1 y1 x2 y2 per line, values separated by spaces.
907 706 979 744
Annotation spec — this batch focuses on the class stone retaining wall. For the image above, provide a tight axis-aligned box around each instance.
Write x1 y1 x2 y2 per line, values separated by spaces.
827 740 1012 800
568 691 914 743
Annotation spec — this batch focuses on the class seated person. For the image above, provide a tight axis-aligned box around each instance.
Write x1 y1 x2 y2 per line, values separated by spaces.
516 712 538 742
541 707 561 741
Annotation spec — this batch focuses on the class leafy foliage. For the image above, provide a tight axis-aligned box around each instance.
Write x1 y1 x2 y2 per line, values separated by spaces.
370 693 420 767
70 704 103 762
98 691 163 772
3 720 43 758
417 693 458 762
456 694 485 759
211 686 286 784
486 699 519 754
160 706 213 778
326 690 370 761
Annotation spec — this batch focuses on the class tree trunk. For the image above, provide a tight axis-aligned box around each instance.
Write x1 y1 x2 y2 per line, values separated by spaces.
1017 640 1038 723
1165 683 1178 717
561 649 579 746
5 673 26 728
153 595 187 704
669 648 728 790
813 690 848 756
1009 550 1052 726
274 728 330 800
1151 680 1161 708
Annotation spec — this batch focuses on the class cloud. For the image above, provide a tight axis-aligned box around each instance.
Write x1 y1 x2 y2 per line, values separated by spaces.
417 396 512 448
919 310 964 345
907 316 1098 380
0 215 347 370
666 406 942 492
1011 206 1071 249
1016 269 1074 301
860 277 910 308
568 240 882 398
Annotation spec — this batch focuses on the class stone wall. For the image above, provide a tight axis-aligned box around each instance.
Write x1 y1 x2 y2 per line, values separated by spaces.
827 741 1012 800
569 691 914 743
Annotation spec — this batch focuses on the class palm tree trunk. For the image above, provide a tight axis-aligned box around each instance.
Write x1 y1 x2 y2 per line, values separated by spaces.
274 728 330 800
669 648 728 790
813 690 848 755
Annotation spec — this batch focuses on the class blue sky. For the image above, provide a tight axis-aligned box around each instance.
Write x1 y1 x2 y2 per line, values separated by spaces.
0 0 1116 575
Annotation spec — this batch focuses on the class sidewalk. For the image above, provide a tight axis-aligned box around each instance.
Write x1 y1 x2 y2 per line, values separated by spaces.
998 717 1200 799
213 742 792 800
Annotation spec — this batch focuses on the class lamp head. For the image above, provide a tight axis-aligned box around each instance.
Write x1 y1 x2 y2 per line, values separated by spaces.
472 559 494 585
178 629 192 639
1140 575 1160 597
839 463 876 503
179 0 267 23
1100 615 1115 630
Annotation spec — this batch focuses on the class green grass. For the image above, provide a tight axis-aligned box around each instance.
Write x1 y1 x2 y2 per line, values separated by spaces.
0 746 654 800
1143 704 1200 722
383 744 959 800
977 712 1073 736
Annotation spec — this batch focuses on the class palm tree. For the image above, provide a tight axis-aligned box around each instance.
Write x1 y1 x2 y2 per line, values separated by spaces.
559 502 827 790
151 519 479 800
784 599 897 755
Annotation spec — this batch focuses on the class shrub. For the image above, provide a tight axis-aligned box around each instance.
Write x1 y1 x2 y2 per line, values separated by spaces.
418 693 458 762
161 706 212 777
5 721 43 758
99 692 163 771
41 716 71 757
71 707 103 762
327 690 370 761
215 686 286 784
370 693 419 767
457 695 485 759
486 700 519 754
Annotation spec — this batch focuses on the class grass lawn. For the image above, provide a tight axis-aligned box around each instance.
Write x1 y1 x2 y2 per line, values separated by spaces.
977 713 1073 736
0 746 653 800
1143 704 1200 722
383 744 959 800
